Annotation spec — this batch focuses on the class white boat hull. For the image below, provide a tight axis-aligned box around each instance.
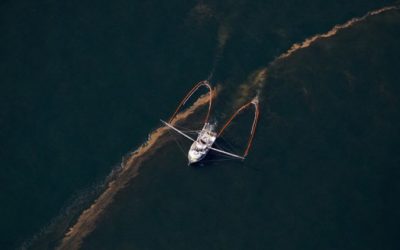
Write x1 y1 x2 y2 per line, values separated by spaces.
188 123 217 164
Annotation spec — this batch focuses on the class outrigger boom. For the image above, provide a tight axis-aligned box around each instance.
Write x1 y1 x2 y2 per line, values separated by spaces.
160 119 195 142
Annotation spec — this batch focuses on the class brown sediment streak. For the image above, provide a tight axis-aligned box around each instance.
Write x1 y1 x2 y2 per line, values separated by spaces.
217 22 230 49
208 22 231 80
55 5 398 249
218 97 260 158
277 6 399 60
240 5 398 99
57 87 219 250
230 6 398 158
235 68 268 105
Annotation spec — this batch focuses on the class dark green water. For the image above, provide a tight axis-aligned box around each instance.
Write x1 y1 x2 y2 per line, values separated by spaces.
1 1 400 249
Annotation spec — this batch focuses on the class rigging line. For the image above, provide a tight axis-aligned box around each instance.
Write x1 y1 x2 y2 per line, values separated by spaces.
180 131 201 135
215 136 240 155
201 158 237 163
172 127 200 134
168 80 213 124
167 130 187 158
212 140 228 152
173 123 201 133
205 152 242 162
214 135 238 154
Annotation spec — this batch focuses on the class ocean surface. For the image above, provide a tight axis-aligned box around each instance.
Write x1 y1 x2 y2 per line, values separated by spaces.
1 0 400 249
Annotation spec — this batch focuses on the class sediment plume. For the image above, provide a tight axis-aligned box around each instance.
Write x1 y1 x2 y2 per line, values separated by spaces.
187 1 233 81
234 68 268 106
31 5 399 250
188 1 215 25
237 5 399 99
56 88 219 250
207 22 232 81
277 6 399 60
217 22 231 50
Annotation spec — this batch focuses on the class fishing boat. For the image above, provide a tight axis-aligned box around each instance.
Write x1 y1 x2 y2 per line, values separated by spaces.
161 120 244 164
162 80 259 165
